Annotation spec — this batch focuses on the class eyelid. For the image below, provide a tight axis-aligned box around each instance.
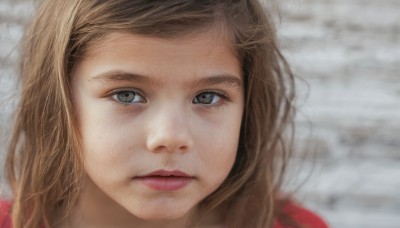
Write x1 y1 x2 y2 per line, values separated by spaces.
107 87 145 96
195 90 231 101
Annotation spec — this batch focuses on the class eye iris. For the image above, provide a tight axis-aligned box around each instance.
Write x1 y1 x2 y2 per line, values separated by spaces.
197 93 214 104
117 92 135 102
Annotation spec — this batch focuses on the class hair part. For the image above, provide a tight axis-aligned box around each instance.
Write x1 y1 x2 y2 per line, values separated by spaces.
6 0 296 227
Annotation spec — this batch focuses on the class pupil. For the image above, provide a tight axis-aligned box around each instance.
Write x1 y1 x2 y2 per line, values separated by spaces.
118 92 135 102
199 93 213 104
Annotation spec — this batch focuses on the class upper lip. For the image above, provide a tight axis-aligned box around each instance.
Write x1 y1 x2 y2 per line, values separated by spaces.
137 169 192 178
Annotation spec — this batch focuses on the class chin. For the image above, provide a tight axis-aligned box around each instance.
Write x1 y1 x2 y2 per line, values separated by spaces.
131 204 192 221
135 211 187 221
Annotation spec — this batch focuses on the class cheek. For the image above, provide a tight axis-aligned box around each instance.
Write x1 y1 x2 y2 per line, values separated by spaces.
77 105 141 177
194 113 241 179
196 139 238 194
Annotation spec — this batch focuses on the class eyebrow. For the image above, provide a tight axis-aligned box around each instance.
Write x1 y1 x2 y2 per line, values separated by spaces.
90 70 242 88
90 70 151 84
194 73 242 89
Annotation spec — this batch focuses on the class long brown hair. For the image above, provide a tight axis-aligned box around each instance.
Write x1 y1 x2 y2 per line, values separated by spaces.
6 0 296 227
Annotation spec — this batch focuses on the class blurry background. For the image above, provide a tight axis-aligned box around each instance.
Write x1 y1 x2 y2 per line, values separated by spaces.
0 0 399 227
279 0 400 228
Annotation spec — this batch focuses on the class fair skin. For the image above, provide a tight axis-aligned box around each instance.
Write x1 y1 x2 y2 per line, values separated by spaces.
66 28 244 228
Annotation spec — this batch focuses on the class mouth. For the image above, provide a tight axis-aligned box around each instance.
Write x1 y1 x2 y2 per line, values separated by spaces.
134 169 194 191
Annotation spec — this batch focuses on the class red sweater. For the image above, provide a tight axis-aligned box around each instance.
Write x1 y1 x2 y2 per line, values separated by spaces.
0 201 11 228
0 200 328 227
274 202 328 228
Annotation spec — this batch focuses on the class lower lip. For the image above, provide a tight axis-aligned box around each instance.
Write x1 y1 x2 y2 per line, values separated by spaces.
135 176 193 191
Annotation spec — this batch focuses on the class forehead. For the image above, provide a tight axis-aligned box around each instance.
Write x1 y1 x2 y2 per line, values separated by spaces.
74 27 242 86
82 25 237 60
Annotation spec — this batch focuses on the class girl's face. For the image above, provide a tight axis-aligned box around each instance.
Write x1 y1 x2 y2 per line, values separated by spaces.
72 29 244 225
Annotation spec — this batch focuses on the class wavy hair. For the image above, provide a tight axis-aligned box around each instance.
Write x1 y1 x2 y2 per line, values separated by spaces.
6 0 296 227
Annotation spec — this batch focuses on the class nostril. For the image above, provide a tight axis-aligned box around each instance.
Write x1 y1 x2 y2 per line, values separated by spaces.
153 145 168 153
178 145 189 153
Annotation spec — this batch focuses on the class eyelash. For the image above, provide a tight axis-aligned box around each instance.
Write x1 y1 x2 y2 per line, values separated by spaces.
193 91 230 107
111 89 146 104
110 89 230 107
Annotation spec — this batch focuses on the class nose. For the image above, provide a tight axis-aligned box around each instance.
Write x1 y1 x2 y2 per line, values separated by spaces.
146 105 193 154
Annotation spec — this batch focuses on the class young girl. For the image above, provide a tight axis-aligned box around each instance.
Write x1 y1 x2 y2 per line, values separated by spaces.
1 0 328 227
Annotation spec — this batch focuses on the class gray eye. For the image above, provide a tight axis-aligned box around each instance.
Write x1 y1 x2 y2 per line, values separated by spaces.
117 92 135 102
113 91 145 103
193 92 220 104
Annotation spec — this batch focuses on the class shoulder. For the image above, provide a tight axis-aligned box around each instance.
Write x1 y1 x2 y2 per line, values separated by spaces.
274 201 329 228
0 200 12 228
